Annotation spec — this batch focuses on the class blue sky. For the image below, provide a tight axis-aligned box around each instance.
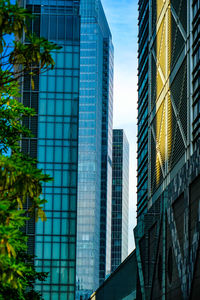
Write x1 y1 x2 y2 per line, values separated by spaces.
101 0 138 252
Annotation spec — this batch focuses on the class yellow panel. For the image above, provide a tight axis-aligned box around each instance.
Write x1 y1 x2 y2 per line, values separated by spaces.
159 103 166 165
167 5 171 75
157 18 164 57
157 0 165 21
154 0 172 187
156 71 163 100
156 100 166 184
158 20 166 76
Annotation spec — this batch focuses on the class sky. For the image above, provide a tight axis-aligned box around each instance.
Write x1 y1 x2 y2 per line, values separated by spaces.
101 0 138 252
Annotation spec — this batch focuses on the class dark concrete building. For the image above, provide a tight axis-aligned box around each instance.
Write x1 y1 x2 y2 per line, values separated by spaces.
89 250 137 300
135 0 200 299
111 129 129 272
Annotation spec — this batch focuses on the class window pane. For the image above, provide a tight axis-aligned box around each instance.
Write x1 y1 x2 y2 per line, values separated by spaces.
66 16 72 40
58 15 65 40
50 15 57 40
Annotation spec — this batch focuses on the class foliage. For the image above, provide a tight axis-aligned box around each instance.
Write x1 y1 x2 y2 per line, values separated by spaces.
0 0 59 298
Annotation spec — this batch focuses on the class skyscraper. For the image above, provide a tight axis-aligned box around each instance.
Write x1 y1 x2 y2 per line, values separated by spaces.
76 0 113 298
111 129 129 272
21 1 80 299
135 0 200 299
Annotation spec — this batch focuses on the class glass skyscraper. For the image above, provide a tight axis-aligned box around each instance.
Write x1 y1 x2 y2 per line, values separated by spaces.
76 0 113 298
111 130 129 272
21 1 80 299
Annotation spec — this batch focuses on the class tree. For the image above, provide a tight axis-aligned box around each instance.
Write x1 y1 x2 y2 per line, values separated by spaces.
0 1 60 298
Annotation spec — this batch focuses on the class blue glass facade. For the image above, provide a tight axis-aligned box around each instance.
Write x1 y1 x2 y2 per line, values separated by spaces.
111 130 129 272
76 0 113 298
21 1 80 299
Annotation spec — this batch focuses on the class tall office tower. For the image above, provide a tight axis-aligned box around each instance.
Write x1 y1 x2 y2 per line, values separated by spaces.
135 0 200 299
111 130 129 272
21 1 80 299
76 0 113 298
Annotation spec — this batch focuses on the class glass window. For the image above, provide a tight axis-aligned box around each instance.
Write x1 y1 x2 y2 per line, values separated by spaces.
50 15 57 40
62 195 69 210
63 124 70 138
44 219 52 235
69 219 75 235
54 195 61 210
60 266 68 284
70 171 76 187
71 124 77 139
54 171 61 186
64 100 71 115
46 147 53 162
73 77 79 93
40 75 47 92
56 77 63 92
57 53 64 68
36 219 44 235
47 100 55 115
48 77 55 92
55 147 62 163
65 53 72 68
64 77 72 93
58 15 65 40
63 171 70 186
52 243 60 259
46 123 54 139
73 16 80 41
69 267 75 283
70 195 76 211
35 242 43 258
39 99 46 114
44 243 51 259
45 196 52 210
63 147 70 163
61 219 69 235
38 146 45 162
66 16 73 40
41 14 48 39
74 53 79 68
53 219 60 235
56 100 63 115
55 123 63 139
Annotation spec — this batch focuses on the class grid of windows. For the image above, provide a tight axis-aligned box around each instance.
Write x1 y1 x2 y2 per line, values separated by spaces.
22 1 80 299
111 130 129 272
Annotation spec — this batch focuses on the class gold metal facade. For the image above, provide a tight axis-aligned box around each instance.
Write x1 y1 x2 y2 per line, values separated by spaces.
150 0 188 194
